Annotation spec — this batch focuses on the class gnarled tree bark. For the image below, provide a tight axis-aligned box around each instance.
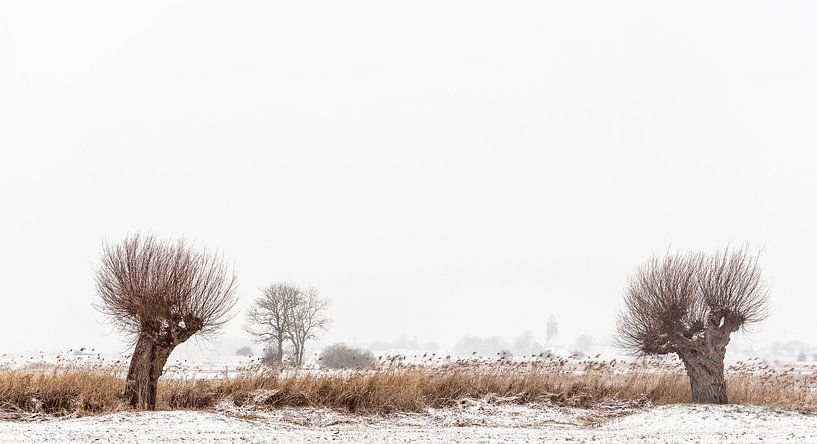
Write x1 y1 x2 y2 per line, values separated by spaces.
95 234 237 411
615 246 769 405
124 322 196 410
124 333 156 409
679 347 728 404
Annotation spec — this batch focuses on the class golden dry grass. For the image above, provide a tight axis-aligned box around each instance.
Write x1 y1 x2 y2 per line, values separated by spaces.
2 357 816 418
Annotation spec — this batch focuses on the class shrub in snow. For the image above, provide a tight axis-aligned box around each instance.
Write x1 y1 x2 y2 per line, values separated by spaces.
261 347 285 366
319 343 375 369
236 346 253 357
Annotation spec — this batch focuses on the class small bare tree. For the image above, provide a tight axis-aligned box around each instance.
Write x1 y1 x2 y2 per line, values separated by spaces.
287 287 329 366
245 283 300 365
617 246 769 404
95 234 237 410
246 283 329 367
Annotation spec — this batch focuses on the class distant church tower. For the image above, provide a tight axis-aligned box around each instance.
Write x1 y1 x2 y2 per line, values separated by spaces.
546 313 558 345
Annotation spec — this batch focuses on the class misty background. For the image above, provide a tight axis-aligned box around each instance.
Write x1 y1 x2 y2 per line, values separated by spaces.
1 1 816 357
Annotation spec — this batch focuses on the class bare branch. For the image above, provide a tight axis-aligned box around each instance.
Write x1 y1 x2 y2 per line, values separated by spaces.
616 246 769 357
95 233 238 343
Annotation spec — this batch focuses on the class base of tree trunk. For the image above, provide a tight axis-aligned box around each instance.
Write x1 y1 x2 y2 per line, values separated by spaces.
124 334 174 410
680 351 728 404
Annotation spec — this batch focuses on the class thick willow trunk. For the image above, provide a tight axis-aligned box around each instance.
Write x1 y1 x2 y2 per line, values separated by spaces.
680 349 728 404
124 333 175 410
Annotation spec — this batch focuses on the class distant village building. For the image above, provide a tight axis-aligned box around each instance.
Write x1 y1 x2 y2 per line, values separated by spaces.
546 313 558 345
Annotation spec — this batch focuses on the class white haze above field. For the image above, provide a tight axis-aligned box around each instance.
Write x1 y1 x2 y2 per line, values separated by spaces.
1 1 816 355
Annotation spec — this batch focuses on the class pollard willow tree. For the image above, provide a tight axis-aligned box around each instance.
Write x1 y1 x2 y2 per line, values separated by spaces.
95 234 238 409
616 246 769 404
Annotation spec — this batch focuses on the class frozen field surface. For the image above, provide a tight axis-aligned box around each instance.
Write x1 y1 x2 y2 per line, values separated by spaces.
1 403 815 443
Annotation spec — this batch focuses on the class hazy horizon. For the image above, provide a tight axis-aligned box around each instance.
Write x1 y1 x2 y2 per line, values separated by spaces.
2 1 816 356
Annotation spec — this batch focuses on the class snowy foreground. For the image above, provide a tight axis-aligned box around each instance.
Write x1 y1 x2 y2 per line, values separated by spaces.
1 402 815 443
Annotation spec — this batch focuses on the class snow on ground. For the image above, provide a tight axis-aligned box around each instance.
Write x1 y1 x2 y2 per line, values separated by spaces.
1 403 815 443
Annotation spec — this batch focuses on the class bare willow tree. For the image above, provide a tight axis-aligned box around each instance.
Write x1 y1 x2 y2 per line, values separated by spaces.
616 245 769 404
95 234 238 410
245 283 300 365
246 283 329 366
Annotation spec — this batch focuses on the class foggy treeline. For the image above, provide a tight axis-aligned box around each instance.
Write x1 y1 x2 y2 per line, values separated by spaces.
357 332 605 358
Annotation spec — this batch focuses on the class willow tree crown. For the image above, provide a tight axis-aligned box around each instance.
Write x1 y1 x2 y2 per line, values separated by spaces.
616 245 769 356
95 233 238 343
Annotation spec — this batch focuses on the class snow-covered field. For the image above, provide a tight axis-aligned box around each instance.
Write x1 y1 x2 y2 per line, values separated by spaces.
1 402 815 443
3 352 816 442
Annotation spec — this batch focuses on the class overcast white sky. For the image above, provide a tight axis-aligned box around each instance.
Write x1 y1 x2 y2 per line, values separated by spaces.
1 1 816 354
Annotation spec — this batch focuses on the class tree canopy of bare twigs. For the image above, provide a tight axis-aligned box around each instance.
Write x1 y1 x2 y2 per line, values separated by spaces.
245 283 329 366
616 245 769 404
245 283 300 365
288 287 329 365
95 233 238 409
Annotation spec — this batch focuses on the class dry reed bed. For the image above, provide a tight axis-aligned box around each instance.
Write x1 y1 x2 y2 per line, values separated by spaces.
2 358 816 419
